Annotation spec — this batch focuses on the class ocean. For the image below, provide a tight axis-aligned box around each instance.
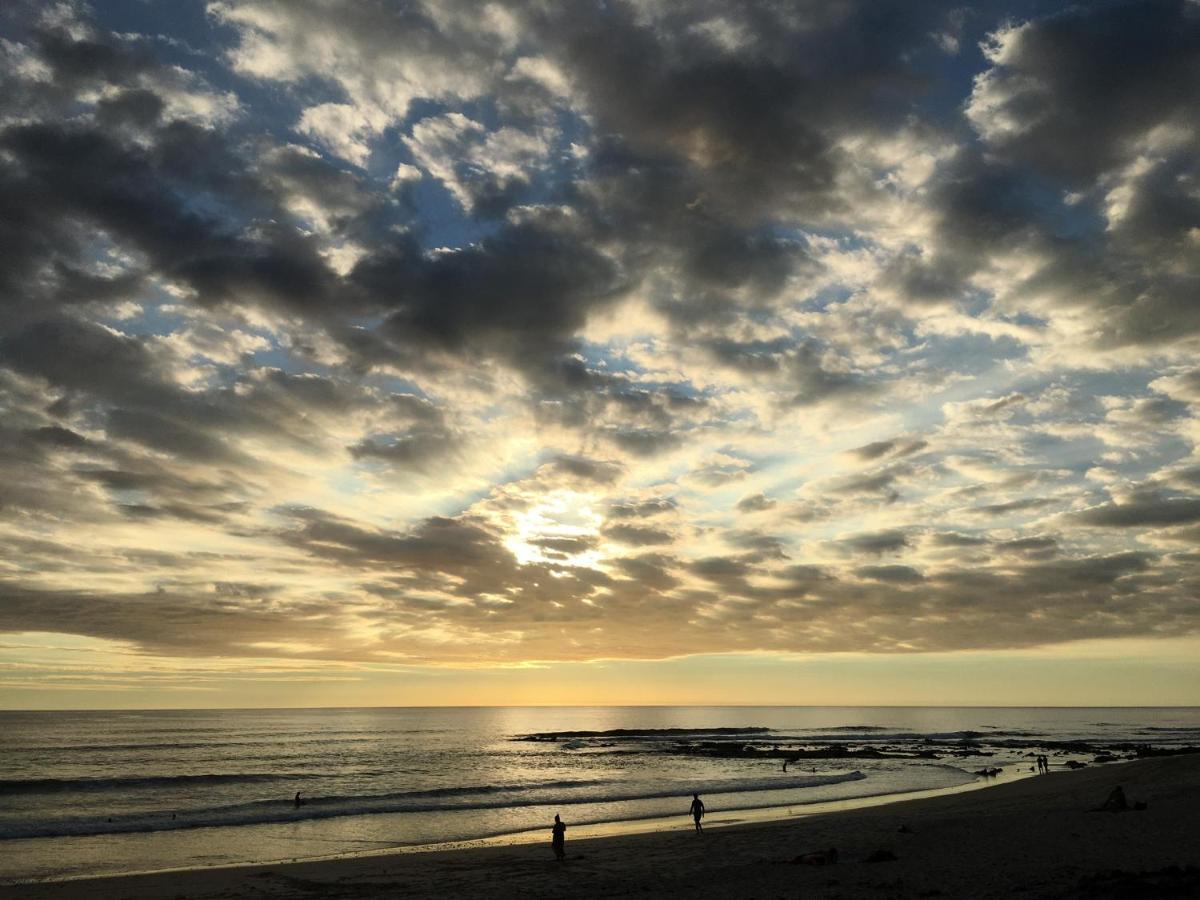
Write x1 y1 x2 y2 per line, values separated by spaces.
2 706 1198 883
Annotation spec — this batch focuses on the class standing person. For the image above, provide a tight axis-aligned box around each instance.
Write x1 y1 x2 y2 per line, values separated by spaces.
551 813 566 861
689 793 705 833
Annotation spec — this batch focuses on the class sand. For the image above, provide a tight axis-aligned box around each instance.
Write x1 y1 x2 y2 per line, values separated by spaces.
4 754 1199 899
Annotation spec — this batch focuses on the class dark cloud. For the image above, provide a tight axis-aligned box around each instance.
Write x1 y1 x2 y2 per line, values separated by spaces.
347 430 458 473
971 497 1056 516
839 529 910 555
533 1 955 220
546 455 624 485
830 463 914 502
930 531 989 547
736 493 777 513
611 554 680 592
848 438 928 462
608 498 677 519
997 536 1059 558
970 0 1200 184
856 565 924 583
277 508 514 575
360 222 627 369
726 530 789 560
608 428 682 457
1075 492 1200 528
0 582 341 658
601 524 675 547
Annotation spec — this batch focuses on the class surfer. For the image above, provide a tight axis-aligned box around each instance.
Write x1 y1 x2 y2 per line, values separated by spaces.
551 814 566 860
690 793 705 833
294 791 304 808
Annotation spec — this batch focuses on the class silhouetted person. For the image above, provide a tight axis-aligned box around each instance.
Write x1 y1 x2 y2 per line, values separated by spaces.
551 813 566 860
690 793 705 833
294 791 304 808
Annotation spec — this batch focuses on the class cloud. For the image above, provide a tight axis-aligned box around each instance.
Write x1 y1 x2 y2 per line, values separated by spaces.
736 493 776 513
856 565 924 583
848 438 928 462
1074 492 1200 528
839 529 910 555
601 524 675 546
1 0 1199 678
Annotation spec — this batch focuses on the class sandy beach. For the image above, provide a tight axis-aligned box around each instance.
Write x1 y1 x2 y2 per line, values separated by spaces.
5 753 1198 900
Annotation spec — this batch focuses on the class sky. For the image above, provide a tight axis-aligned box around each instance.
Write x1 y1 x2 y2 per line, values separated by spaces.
1 0 1199 709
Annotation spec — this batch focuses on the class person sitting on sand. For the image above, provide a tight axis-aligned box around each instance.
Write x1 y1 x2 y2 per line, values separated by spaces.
690 793 705 833
551 814 566 860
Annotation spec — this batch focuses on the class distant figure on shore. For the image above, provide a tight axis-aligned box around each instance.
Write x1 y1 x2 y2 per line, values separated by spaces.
294 791 304 808
690 793 705 833
551 814 566 860
1037 755 1049 774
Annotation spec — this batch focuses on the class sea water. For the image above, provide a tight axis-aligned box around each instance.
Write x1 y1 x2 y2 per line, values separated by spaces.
1 706 1197 882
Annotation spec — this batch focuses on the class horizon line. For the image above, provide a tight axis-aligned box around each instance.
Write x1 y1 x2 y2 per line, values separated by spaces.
4 703 1199 713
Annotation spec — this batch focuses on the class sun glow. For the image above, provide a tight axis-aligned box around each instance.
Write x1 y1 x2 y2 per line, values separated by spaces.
504 489 605 567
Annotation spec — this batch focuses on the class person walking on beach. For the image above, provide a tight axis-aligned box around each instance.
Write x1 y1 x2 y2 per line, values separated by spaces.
690 793 705 833
551 813 566 860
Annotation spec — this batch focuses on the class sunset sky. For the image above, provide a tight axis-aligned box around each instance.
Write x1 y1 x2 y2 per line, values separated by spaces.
2 0 1199 708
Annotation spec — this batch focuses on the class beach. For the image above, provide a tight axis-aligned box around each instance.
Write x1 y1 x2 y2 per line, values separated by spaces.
6 753 1198 899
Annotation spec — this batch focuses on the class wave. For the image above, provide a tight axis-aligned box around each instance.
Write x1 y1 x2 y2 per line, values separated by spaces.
744 729 1042 743
0 773 317 795
815 726 893 732
518 727 771 741
13 736 392 754
1135 726 1200 733
0 772 867 841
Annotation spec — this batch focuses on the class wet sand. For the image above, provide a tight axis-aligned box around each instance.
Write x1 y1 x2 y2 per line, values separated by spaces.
4 754 1198 899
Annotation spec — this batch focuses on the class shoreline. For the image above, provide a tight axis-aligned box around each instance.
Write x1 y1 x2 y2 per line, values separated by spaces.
1 761 1025 885
5 754 1198 899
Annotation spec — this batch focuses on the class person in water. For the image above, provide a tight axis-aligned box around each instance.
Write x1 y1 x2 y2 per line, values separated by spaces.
294 791 304 808
690 793 705 833
551 814 566 860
